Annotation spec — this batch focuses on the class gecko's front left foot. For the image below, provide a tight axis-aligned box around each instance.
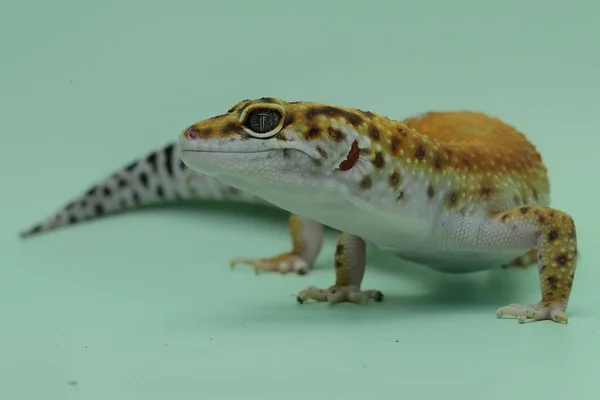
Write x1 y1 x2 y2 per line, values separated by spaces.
229 214 323 275
296 285 384 304
496 301 568 324
230 253 310 275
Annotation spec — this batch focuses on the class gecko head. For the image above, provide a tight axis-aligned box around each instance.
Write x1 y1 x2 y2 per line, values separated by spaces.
179 97 373 202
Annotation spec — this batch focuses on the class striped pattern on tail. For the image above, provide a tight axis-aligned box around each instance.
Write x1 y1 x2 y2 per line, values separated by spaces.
20 141 267 238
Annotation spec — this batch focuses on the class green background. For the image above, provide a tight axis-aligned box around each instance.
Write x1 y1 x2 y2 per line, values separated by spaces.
2 0 599 398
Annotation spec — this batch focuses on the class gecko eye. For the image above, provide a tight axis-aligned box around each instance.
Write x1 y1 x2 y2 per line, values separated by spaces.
240 104 285 139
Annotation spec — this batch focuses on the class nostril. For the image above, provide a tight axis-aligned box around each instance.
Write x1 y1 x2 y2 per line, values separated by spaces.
185 126 199 140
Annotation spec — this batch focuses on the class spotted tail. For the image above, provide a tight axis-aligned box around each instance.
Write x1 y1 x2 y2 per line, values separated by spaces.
19 141 267 238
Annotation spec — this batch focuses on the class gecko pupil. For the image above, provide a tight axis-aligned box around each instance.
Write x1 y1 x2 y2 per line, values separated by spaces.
246 109 281 134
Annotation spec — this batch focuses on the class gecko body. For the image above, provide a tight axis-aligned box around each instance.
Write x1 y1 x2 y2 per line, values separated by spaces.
22 97 578 324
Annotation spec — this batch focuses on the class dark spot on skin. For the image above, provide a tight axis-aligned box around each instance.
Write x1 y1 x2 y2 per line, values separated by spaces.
397 191 404 201
335 244 344 255
139 172 149 188
223 122 238 134
328 127 345 142
94 204 105 216
335 260 342 269
537 215 546 223
306 128 320 140
316 146 328 159
199 128 212 137
480 186 492 198
306 106 364 126
433 153 443 169
102 186 111 197
132 192 141 204
259 97 276 103
146 152 158 171
390 136 400 153
338 140 360 171
283 148 291 159
520 206 529 214
427 185 435 199
414 143 426 161
368 125 380 140
27 225 42 235
547 275 559 289
297 269 307 275
548 230 558 242
360 175 372 189
388 171 400 187
540 264 547 272
156 185 164 198
164 143 175 177
68 215 77 224
556 254 567 266
372 152 385 169
283 112 295 127
447 191 458 205
85 186 98 197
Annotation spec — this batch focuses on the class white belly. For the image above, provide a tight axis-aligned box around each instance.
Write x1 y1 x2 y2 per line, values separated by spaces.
214 174 531 273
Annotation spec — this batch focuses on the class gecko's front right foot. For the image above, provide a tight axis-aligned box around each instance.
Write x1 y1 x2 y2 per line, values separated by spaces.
230 253 310 275
296 285 384 304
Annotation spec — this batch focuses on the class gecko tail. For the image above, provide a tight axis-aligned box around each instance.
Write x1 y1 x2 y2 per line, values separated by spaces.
19 141 265 239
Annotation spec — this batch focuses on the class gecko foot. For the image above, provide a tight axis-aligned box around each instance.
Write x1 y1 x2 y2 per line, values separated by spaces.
296 285 384 304
496 302 568 324
230 252 310 275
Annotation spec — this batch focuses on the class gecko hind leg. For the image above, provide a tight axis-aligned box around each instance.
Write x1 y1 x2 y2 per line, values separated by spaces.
488 205 578 323
296 233 383 304
230 214 323 275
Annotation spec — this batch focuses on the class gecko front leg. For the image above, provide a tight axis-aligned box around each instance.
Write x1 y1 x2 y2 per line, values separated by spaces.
489 206 578 323
230 214 323 275
296 232 384 304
